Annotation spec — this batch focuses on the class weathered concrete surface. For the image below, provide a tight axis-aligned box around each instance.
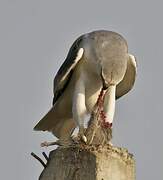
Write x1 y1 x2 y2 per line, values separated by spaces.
39 145 135 180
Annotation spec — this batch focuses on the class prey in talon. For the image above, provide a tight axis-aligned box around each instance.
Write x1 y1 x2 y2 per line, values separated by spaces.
34 30 137 147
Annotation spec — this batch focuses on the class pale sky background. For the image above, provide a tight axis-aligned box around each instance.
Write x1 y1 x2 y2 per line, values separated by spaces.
0 0 162 180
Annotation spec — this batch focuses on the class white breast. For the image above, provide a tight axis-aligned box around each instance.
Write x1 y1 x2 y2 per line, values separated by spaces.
82 62 102 112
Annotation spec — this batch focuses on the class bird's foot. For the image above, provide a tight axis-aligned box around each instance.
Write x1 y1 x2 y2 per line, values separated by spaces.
101 121 112 128
100 110 112 128
108 141 113 146
81 135 87 144
78 127 87 144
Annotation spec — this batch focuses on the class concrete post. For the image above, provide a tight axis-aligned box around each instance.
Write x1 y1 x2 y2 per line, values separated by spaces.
39 145 135 180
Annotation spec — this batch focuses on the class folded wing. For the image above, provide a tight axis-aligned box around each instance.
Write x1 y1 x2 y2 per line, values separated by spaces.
116 54 137 99
34 37 84 131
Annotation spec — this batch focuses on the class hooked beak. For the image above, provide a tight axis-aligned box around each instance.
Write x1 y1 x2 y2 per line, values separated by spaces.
100 68 109 90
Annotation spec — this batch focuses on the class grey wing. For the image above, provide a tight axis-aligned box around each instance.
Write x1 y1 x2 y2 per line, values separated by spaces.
52 36 84 105
33 37 84 132
116 54 137 99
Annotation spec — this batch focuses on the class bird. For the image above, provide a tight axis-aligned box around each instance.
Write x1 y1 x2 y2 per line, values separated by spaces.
34 30 137 146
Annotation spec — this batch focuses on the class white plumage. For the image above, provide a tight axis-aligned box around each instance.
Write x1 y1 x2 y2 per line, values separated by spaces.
34 30 137 145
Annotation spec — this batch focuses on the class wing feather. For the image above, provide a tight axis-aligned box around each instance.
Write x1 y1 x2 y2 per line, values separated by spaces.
34 37 84 131
52 37 84 105
116 54 137 99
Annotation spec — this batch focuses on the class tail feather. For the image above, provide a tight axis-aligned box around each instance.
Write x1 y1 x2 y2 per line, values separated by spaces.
33 106 76 139
34 107 58 131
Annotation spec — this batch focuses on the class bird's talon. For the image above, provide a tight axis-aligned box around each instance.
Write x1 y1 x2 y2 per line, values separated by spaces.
78 128 87 144
81 135 87 144
109 142 113 146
